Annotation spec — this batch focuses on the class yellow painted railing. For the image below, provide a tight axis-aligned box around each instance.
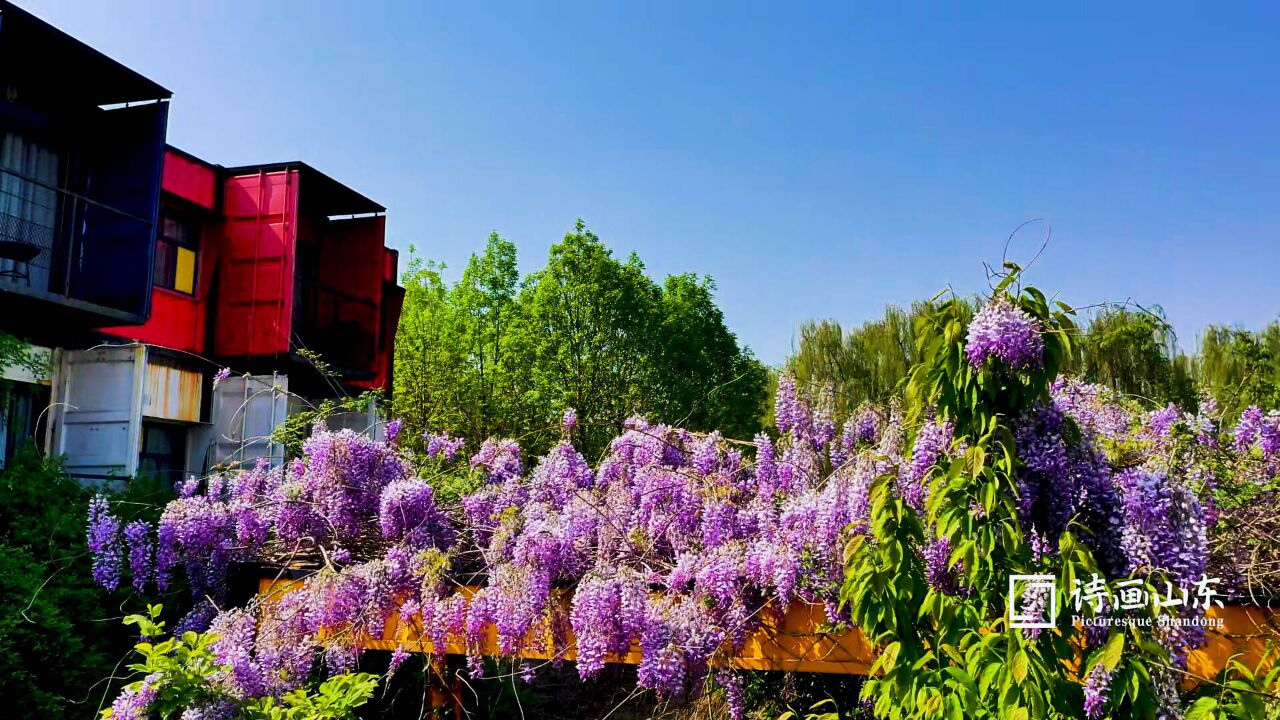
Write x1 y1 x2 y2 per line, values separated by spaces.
258 578 1276 679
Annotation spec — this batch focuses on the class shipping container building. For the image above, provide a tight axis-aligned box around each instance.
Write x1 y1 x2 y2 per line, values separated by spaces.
81 152 402 483
0 2 401 484
0 1 170 340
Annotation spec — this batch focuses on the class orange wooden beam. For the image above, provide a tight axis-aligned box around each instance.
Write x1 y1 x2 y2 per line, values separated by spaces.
258 578 1274 679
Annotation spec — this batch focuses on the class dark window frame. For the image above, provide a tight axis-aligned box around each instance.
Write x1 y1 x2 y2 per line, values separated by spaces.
138 420 188 486
153 210 199 295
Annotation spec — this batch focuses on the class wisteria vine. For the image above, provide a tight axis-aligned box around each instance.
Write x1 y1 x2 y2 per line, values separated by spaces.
87 287 1280 719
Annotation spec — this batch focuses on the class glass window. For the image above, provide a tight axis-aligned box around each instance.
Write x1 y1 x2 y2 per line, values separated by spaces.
153 213 198 295
138 421 188 486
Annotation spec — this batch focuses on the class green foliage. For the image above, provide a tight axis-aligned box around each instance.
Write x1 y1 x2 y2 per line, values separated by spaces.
1184 651 1280 720
393 222 768 457
269 390 383 460
392 233 526 448
1194 323 1280 420
0 329 50 379
1069 307 1197 409
105 605 377 719
751 672 869 720
841 266 1172 719
249 673 380 720
786 303 955 418
509 222 665 454
776 699 842 720
0 444 167 719
788 299 1280 420
652 272 770 440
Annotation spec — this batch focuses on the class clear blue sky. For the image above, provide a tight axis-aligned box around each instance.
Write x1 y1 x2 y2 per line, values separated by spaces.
26 1 1280 365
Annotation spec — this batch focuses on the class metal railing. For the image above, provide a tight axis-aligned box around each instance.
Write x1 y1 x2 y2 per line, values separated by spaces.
0 181 57 280
0 166 154 316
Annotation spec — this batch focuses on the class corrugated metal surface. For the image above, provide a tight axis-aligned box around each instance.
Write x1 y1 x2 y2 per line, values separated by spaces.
210 373 288 469
55 345 144 482
324 402 385 441
214 170 298 358
142 360 202 422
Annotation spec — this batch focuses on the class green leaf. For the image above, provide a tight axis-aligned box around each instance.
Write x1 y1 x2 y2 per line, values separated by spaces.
1184 697 1218 720
1101 632 1125 672
872 641 901 675
1011 650 1029 684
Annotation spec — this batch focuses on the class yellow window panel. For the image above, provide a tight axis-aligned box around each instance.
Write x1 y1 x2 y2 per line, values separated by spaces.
175 247 196 294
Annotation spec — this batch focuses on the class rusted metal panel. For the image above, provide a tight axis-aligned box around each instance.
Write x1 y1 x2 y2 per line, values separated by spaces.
141 360 202 422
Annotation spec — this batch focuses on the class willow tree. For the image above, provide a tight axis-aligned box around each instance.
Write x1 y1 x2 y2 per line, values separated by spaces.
786 301 974 417
1194 322 1280 418
1069 307 1196 408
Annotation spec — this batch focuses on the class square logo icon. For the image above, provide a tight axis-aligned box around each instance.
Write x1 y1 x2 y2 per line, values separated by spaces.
1008 574 1057 629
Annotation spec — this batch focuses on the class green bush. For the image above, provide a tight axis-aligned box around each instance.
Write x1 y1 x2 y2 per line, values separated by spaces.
0 444 169 718
103 604 378 720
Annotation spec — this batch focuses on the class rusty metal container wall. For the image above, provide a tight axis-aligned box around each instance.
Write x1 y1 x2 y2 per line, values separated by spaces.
141 359 202 422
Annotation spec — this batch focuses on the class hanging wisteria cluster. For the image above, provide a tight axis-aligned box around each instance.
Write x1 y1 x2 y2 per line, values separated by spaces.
86 299 1280 719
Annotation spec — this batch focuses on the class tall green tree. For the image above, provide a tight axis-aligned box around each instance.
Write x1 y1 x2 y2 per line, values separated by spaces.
392 251 462 440
786 301 966 417
393 221 767 457
449 233 523 441
509 222 664 453
652 273 769 441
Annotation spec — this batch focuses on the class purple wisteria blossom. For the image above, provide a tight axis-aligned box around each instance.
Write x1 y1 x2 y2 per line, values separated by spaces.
384 418 403 445
87 495 123 591
1082 662 1112 719
921 536 959 594
965 298 1044 371
898 419 953 511
124 520 153 593
424 431 465 460
83 357 1238 713
470 438 523 482
108 673 161 720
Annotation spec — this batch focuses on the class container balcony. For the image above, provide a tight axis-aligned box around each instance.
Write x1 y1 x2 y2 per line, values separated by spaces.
292 275 380 381
0 167 157 339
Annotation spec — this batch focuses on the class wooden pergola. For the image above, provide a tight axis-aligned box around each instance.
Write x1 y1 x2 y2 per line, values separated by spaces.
259 576 1277 714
